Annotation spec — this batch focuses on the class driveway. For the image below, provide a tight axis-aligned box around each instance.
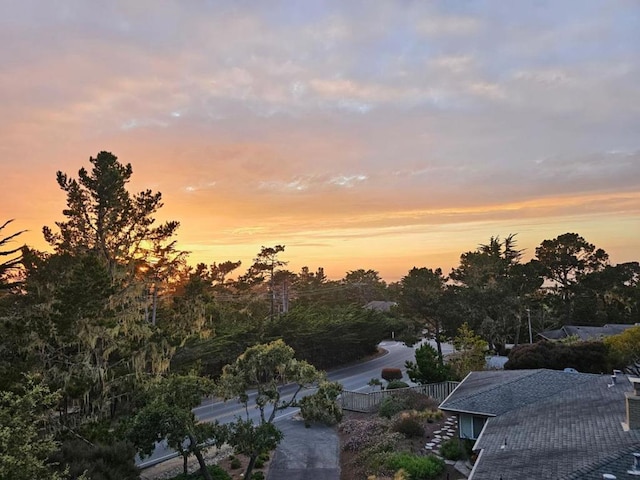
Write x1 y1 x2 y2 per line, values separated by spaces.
267 415 340 480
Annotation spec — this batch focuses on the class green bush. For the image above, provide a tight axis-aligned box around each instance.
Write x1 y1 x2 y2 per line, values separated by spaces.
439 438 465 460
504 340 610 373
391 412 425 438
386 452 445 479
386 380 410 390
378 395 408 419
254 456 265 469
229 456 241 469
50 439 139 480
298 381 343 425
251 472 265 480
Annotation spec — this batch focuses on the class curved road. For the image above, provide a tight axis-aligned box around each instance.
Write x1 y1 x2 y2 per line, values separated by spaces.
137 339 453 468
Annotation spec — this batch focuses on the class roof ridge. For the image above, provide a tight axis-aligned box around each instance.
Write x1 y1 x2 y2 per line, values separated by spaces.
444 369 539 404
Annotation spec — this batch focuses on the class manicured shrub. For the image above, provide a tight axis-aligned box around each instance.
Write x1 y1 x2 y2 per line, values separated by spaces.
391 412 424 438
251 472 265 480
386 380 409 390
382 368 403 382
386 452 444 479
439 438 465 460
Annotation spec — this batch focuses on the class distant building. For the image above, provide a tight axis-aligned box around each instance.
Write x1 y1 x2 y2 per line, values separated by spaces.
539 323 638 342
439 369 640 479
363 300 397 312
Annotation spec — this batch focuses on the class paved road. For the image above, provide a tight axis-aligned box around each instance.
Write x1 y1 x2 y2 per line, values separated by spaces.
137 339 453 469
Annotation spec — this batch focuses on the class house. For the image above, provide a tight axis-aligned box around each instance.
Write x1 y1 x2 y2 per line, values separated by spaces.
439 369 640 479
363 300 397 312
539 324 637 342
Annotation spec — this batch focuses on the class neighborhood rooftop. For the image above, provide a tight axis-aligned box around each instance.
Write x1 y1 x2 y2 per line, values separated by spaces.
439 369 640 479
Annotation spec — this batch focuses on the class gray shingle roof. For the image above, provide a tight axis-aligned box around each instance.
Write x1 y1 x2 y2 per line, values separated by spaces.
439 369 595 416
441 369 640 480
539 324 637 341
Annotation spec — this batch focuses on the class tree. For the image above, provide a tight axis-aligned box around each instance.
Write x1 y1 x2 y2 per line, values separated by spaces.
398 267 447 362
536 233 609 290
535 233 609 322
571 262 640 325
605 325 640 375
217 340 326 479
0 377 66 480
447 323 488 380
405 343 451 384
127 375 225 480
43 151 180 278
18 152 184 425
0 219 25 293
449 235 543 351
244 245 287 320
342 269 388 305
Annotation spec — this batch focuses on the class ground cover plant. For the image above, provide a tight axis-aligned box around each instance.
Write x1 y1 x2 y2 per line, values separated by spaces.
338 390 466 480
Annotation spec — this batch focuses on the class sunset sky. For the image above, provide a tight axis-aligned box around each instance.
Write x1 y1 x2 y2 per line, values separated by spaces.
2 1 639 281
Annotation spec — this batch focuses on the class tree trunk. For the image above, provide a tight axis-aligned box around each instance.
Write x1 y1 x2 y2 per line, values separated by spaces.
183 452 188 475
434 321 444 366
244 454 258 480
189 435 212 480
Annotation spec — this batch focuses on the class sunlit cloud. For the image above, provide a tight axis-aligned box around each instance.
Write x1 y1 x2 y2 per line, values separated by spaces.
329 175 368 188
1 0 639 280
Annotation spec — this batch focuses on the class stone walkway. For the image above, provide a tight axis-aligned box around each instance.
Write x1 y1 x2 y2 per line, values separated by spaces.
425 416 473 478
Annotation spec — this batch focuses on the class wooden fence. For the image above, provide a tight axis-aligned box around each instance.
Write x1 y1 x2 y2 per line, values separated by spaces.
340 381 459 413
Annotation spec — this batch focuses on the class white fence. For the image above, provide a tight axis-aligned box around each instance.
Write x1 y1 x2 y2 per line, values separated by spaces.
340 381 459 413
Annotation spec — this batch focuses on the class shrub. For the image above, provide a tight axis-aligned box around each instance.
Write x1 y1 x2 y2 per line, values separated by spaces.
251 472 265 480
386 380 409 390
386 453 444 479
340 418 391 452
229 456 241 469
504 340 610 373
50 439 139 480
439 438 465 460
404 391 439 411
254 451 270 469
378 395 408 419
378 390 437 418
299 381 343 425
391 412 424 438
382 368 403 382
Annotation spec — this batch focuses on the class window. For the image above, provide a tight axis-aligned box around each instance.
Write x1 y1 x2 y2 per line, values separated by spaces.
458 414 487 440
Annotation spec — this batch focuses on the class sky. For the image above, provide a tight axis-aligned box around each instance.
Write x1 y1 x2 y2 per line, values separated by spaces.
1 1 639 281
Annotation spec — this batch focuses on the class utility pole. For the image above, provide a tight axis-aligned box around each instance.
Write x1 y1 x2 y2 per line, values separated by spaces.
527 308 533 343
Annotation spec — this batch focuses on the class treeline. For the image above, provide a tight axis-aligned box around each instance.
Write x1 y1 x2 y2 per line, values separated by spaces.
1 151 639 478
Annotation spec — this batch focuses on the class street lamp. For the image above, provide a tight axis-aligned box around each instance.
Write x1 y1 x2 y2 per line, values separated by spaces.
527 308 533 344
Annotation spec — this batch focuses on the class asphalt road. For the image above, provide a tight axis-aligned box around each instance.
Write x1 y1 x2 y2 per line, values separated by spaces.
137 339 453 468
